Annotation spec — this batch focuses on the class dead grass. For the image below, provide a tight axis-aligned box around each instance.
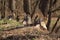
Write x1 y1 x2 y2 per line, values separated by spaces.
0 19 23 30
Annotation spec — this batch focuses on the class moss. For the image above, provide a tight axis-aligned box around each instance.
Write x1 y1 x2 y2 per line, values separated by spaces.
0 19 23 30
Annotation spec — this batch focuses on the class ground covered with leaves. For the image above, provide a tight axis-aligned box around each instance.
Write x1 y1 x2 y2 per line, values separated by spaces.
0 18 60 40
0 26 60 40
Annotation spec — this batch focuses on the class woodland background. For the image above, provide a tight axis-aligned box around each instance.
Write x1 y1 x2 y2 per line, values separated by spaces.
0 0 60 40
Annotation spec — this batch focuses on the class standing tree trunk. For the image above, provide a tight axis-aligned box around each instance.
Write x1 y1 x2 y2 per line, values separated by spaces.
0 0 1 19
1 0 5 19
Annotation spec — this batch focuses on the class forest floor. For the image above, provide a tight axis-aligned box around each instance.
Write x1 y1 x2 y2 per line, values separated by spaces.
0 17 60 40
0 26 60 40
